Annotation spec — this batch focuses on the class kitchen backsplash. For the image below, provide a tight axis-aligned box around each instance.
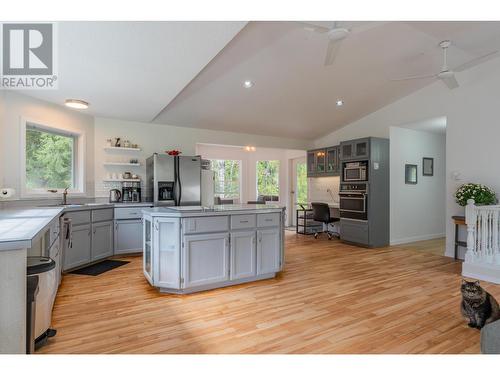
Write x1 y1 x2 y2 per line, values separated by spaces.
308 176 340 204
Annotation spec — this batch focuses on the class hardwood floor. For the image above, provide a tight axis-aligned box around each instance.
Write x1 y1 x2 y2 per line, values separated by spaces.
397 237 446 257
39 232 499 354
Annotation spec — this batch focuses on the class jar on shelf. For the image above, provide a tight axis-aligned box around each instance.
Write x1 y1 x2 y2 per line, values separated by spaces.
123 140 130 148
106 139 112 147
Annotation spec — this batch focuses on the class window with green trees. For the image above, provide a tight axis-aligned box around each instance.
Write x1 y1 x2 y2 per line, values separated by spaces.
296 162 307 205
256 160 280 198
210 159 241 200
25 124 75 191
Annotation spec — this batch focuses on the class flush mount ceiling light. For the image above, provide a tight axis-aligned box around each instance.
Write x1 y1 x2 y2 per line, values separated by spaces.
243 80 254 88
336 99 344 107
244 146 256 152
65 99 89 109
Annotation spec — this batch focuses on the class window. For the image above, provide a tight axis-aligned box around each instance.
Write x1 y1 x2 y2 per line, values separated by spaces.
22 120 83 195
256 160 280 198
210 159 241 200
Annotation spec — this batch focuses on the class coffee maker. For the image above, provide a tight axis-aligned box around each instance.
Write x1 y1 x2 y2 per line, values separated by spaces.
122 181 141 203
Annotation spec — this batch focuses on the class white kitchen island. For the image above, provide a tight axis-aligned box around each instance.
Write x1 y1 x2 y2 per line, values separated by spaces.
142 204 285 294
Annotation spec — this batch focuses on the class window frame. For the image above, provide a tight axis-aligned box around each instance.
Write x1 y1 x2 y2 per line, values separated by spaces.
209 159 242 202
20 117 86 198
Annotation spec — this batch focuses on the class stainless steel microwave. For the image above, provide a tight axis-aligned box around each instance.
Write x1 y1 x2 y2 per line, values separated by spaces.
343 162 367 182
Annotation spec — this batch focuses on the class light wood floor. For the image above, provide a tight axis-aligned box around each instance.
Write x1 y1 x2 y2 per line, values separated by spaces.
39 232 499 354
397 237 446 257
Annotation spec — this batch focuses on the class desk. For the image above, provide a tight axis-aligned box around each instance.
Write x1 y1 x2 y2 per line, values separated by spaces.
452 215 466 261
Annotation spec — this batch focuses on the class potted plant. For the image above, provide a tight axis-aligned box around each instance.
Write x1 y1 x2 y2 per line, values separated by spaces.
454 183 497 206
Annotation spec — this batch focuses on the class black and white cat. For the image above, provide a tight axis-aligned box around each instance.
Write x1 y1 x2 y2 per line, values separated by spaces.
461 279 500 329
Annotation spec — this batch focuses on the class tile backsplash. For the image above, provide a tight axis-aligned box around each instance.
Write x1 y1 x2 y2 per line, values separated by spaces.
308 176 340 204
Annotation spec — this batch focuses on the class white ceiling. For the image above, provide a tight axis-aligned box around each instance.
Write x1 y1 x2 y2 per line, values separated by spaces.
21 21 247 122
21 21 500 140
153 21 500 139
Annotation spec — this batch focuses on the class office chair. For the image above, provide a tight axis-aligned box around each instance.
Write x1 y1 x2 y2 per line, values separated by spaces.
311 202 340 240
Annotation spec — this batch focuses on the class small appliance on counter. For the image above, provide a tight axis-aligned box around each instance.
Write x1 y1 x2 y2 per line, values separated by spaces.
109 189 122 203
122 181 141 203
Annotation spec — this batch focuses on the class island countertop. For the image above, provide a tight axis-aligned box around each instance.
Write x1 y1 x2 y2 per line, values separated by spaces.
142 204 285 218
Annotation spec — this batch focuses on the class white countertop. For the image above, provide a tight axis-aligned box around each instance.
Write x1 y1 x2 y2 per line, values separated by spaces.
143 204 284 217
0 202 154 251
0 207 64 250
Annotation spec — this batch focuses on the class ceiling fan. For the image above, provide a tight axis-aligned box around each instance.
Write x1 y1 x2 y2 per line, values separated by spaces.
303 21 384 66
391 40 498 90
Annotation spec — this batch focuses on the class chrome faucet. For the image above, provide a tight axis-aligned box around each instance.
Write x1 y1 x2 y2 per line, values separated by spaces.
62 187 69 205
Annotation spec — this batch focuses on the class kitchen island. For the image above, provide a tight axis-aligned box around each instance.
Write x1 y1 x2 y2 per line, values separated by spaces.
142 204 285 294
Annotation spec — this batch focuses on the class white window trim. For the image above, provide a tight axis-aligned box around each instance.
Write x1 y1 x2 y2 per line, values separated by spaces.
20 116 86 198
210 159 242 202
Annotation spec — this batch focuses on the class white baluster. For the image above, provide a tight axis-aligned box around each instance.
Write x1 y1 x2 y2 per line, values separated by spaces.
481 210 488 260
465 199 477 263
494 210 500 264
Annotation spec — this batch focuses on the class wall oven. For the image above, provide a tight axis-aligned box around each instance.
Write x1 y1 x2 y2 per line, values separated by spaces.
339 183 368 221
343 161 368 182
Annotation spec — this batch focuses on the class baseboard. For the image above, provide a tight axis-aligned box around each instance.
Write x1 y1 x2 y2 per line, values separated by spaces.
390 233 445 246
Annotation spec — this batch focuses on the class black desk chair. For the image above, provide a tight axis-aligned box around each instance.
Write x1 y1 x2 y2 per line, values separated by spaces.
311 202 340 240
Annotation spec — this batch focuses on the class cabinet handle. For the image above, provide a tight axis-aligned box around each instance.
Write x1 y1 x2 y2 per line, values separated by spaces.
240 220 249 223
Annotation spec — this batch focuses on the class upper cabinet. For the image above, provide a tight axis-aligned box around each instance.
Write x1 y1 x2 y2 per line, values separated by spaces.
307 146 340 177
340 138 370 161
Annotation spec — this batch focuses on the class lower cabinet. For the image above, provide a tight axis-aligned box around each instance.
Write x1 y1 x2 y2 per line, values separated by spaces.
91 220 114 261
257 228 281 274
183 232 229 288
114 219 143 255
230 231 256 280
63 224 91 270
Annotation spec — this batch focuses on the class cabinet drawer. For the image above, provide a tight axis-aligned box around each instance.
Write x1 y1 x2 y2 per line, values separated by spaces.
257 213 280 227
92 208 114 223
114 207 146 220
64 210 91 226
231 214 256 230
183 216 228 234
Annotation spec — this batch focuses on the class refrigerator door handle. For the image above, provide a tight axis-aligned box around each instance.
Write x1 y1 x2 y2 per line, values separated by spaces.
174 156 182 206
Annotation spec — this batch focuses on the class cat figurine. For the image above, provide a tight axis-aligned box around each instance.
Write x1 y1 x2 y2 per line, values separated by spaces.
461 279 500 329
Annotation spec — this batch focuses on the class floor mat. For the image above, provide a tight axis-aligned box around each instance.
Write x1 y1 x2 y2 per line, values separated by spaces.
70 260 130 276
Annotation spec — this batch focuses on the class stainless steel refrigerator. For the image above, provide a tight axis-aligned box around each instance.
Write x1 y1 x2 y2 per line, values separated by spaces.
146 153 201 206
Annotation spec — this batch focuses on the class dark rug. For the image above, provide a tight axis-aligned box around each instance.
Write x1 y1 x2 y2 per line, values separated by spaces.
70 260 130 276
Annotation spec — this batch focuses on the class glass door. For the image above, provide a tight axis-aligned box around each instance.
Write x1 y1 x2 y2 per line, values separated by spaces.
291 157 308 227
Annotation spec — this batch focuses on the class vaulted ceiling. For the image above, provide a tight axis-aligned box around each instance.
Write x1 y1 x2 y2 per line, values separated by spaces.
22 21 500 140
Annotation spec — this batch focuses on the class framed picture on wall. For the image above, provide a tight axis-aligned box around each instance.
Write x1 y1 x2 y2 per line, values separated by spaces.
405 164 418 184
423 157 434 176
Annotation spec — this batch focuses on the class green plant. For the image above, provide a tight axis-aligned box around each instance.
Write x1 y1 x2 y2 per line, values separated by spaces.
454 183 497 206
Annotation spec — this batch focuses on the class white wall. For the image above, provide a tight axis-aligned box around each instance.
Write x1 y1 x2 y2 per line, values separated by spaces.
94 117 311 198
314 56 500 258
389 126 446 245
0 91 95 201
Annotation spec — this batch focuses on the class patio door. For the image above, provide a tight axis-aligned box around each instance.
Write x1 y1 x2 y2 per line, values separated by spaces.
291 157 307 227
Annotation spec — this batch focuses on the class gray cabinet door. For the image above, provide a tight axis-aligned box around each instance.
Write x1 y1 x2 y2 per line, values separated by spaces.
230 231 256 280
257 229 281 274
340 142 354 161
63 224 91 270
114 219 143 255
183 233 229 288
153 217 181 289
91 221 114 261
354 139 370 159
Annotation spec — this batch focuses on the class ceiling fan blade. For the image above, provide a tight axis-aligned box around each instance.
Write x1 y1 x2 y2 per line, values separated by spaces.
390 73 436 81
454 50 498 72
300 21 330 34
324 40 341 66
347 21 389 35
440 73 459 89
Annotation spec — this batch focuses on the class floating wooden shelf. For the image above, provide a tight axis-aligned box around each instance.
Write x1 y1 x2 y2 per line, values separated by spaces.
103 162 142 166
103 178 141 182
104 146 141 151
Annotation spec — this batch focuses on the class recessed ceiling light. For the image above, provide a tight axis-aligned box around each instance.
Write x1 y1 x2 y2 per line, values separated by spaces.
336 99 344 107
243 80 254 89
65 99 89 109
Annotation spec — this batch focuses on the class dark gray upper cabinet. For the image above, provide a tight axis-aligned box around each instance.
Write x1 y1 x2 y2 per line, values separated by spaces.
340 138 370 161
307 146 340 177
